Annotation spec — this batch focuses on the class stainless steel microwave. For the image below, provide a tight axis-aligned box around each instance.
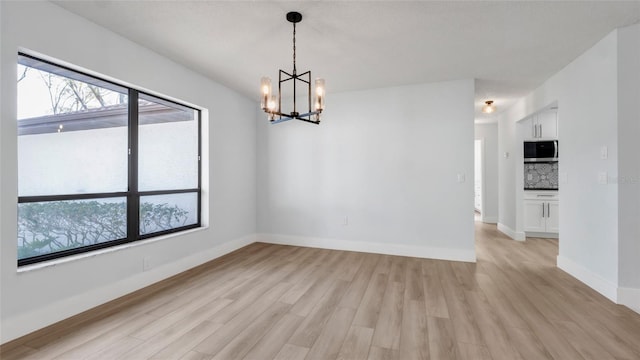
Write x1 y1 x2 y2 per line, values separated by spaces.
524 140 558 162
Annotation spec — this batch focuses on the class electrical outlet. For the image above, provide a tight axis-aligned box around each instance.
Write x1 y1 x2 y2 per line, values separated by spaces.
342 216 348 226
457 173 466 183
527 174 533 181
143 256 151 271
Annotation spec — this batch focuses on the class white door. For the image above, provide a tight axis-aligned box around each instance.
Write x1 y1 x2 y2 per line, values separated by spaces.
524 200 546 232
474 140 482 213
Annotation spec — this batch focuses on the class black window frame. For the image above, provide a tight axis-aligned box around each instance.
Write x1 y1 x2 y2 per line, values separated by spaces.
17 52 202 267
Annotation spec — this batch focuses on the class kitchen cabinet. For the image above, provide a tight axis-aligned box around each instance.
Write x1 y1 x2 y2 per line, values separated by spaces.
524 110 558 140
546 201 559 233
524 200 558 233
524 191 559 235
524 200 547 232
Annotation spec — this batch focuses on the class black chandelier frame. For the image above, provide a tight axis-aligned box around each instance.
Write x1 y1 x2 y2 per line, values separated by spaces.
264 11 322 125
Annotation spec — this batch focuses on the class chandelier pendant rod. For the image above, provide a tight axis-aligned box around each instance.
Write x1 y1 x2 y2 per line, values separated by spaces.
291 21 297 116
293 21 297 76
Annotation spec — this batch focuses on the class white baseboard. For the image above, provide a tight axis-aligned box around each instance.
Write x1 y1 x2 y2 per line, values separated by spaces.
1 234 256 344
481 216 498 224
257 233 476 263
618 287 640 315
497 222 525 241
524 231 559 239
557 255 618 302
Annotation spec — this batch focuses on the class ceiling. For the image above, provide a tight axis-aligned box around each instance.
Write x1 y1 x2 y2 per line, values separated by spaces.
52 1 640 122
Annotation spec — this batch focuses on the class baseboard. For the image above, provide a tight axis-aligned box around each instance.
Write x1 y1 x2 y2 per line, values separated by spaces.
524 231 559 239
618 287 640 315
481 216 498 224
257 233 476 263
497 222 526 241
0 233 256 345
557 255 618 302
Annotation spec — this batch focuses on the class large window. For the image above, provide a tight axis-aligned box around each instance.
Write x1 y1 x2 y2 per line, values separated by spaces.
17 53 201 266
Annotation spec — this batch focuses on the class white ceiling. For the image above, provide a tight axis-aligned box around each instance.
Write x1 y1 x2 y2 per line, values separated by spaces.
53 1 640 122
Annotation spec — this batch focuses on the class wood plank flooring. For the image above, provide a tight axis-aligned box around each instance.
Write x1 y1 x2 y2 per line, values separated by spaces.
2 221 640 359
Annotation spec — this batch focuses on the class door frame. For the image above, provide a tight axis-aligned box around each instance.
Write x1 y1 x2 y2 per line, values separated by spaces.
474 138 487 222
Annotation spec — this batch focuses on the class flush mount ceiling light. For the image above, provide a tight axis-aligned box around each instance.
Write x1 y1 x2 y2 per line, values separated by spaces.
482 100 496 114
260 11 325 125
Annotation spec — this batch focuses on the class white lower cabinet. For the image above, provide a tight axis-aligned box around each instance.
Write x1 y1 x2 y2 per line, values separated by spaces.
524 200 546 232
524 191 558 235
546 201 559 233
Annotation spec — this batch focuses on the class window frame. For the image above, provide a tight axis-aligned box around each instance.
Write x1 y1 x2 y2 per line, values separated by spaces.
17 52 202 267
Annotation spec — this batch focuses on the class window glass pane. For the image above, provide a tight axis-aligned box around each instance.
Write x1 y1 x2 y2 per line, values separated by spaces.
140 193 198 235
18 198 127 260
17 56 128 196
15 54 202 266
138 94 198 191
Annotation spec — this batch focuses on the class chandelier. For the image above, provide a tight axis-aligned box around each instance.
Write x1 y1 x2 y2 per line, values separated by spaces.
260 11 325 125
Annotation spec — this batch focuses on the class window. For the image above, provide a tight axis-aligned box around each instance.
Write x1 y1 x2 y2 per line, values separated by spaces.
17 53 201 266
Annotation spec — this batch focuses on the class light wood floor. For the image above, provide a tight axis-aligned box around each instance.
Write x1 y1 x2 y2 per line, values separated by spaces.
2 222 640 360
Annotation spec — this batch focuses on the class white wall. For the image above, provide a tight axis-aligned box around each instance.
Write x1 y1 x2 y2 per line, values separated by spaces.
499 25 640 311
617 24 640 311
1 1 257 343
18 122 197 195
475 123 499 223
257 79 476 262
497 107 521 239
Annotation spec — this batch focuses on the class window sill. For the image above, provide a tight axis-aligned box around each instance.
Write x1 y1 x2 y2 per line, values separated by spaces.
17 226 208 273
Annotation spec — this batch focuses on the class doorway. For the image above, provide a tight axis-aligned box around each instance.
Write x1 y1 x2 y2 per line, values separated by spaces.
474 139 483 221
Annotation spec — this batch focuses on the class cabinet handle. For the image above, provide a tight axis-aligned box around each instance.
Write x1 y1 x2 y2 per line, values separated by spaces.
538 124 542 138
532 123 536 138
542 203 545 217
547 203 550 218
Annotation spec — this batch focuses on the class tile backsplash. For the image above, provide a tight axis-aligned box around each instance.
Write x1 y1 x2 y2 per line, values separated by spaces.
524 162 559 190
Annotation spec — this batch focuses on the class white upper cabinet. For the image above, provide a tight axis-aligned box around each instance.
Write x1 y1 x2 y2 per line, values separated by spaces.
524 110 558 140
537 110 558 139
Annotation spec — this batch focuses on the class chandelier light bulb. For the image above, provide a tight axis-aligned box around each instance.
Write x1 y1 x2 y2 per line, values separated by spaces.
315 79 324 96
260 77 272 110
315 78 325 111
267 95 277 112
